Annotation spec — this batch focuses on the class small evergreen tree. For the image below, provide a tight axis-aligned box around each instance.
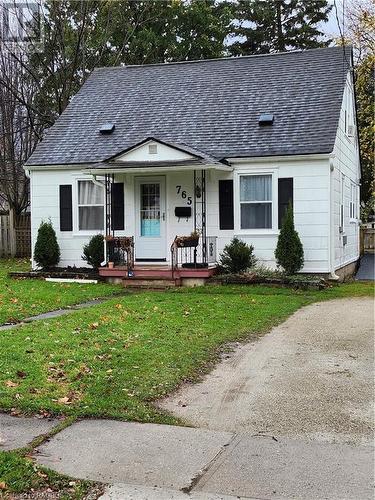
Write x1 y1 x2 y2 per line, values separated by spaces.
82 234 104 269
34 220 60 269
219 237 256 274
275 204 304 275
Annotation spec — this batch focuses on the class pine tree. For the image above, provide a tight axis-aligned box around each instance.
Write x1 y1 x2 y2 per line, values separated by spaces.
275 204 304 275
229 0 332 55
34 220 60 269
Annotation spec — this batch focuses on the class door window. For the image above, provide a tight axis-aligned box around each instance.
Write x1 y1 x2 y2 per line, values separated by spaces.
140 183 160 237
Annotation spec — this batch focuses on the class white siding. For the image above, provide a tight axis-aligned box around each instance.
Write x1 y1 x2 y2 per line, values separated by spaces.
30 158 332 272
331 73 361 272
209 160 330 273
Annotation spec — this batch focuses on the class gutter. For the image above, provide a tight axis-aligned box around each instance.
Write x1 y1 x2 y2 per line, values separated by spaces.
226 153 332 164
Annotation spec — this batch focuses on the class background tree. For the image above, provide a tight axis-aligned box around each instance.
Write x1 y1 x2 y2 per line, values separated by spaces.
229 0 332 55
339 0 374 217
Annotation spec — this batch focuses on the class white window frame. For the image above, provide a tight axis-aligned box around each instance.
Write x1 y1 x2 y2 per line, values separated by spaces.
234 168 279 235
75 178 105 234
340 174 345 233
349 181 357 222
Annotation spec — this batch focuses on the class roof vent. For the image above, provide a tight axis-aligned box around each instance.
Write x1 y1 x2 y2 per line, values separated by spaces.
99 123 115 135
259 114 274 126
148 143 158 154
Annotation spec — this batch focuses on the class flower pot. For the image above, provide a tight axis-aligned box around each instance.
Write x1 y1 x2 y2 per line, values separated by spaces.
108 261 114 269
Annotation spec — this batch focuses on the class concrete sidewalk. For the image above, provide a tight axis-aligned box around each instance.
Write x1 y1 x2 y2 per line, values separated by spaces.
33 419 374 500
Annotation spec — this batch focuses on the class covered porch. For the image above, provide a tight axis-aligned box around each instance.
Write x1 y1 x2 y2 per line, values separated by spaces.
84 139 232 285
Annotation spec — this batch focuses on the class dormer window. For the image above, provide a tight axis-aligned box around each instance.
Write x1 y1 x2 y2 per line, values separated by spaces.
148 144 157 154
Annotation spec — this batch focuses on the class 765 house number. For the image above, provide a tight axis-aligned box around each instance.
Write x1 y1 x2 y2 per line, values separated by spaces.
176 185 192 205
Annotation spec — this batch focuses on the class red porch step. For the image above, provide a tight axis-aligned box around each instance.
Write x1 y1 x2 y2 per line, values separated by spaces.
99 265 217 287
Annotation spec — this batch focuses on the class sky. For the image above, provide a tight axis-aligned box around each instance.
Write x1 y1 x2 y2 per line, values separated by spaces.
323 0 352 38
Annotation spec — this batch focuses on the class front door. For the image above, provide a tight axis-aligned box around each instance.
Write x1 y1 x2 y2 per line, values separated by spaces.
135 177 166 260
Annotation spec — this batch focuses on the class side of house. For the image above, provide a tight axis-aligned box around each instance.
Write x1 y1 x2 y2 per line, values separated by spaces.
330 72 361 278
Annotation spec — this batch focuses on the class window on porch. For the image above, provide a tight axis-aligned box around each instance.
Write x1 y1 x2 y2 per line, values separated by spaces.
78 180 104 230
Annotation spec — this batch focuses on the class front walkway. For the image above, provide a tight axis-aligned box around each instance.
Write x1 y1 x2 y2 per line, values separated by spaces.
356 253 375 281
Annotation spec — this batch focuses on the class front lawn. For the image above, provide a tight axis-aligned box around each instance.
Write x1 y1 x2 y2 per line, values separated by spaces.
0 259 120 325
0 450 94 497
0 282 372 423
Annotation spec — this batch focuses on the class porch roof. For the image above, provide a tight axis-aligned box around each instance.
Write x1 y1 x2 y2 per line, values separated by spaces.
84 158 233 174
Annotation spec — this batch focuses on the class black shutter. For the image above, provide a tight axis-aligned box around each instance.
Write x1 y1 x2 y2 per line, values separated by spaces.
59 185 72 231
278 178 293 228
219 180 234 230
111 182 124 230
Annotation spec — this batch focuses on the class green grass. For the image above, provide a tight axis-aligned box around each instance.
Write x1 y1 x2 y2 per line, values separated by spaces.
0 282 372 423
0 450 94 497
0 259 120 325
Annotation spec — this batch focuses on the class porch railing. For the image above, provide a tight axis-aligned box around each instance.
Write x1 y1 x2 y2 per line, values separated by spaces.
171 236 217 277
106 236 134 274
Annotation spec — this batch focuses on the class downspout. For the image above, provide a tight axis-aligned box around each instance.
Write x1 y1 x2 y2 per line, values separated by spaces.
329 157 340 280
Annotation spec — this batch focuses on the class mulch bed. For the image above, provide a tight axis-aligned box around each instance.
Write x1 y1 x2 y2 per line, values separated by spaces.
209 273 328 290
9 267 102 281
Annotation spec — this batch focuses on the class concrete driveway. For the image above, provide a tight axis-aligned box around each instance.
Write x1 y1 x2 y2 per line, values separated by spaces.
160 298 374 446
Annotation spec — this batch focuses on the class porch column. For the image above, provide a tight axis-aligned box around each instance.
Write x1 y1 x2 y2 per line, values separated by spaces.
104 173 114 262
193 170 207 263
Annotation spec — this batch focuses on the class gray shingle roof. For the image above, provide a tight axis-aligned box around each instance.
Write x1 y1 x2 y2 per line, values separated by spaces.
26 46 351 166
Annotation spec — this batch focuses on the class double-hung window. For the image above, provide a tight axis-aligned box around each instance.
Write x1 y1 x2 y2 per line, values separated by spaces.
240 175 272 229
78 180 104 230
340 174 345 232
350 182 357 220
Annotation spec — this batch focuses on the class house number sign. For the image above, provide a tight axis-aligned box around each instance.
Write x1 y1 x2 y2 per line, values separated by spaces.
176 185 192 205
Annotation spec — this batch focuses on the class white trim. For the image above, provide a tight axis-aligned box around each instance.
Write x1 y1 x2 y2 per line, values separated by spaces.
25 164 95 171
234 167 279 235
227 153 333 164
86 164 233 175
334 255 359 271
74 178 105 234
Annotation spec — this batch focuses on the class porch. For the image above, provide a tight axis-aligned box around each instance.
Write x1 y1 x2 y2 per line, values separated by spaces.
92 166 225 285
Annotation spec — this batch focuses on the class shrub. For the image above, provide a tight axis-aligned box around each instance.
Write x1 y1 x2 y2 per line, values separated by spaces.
219 237 256 274
82 234 104 269
34 220 60 269
275 203 304 275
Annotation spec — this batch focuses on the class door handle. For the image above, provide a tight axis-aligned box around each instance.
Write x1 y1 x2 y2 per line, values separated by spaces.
162 212 166 221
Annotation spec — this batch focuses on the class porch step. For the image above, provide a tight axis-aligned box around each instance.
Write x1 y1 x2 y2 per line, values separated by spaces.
122 277 180 289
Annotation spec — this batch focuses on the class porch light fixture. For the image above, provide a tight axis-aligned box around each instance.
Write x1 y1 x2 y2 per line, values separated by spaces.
99 123 115 134
258 113 274 126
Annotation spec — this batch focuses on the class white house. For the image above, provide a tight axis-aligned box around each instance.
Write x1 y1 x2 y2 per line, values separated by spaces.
25 46 360 284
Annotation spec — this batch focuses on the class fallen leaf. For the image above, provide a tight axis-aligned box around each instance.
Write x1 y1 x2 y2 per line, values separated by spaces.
4 380 18 388
115 303 122 309
90 322 99 330
0 482 7 490
57 397 71 405
16 370 27 378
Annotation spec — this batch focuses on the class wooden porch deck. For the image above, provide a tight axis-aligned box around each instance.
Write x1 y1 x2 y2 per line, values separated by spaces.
99 264 217 288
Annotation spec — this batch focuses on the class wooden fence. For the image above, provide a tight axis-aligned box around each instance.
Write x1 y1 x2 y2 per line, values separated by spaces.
0 211 31 258
360 225 375 255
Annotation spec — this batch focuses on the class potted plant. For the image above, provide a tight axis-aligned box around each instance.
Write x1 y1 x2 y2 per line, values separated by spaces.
175 230 200 248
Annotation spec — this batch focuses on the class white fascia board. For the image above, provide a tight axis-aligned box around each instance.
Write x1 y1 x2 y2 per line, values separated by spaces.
85 164 233 175
226 153 333 164
24 164 93 172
